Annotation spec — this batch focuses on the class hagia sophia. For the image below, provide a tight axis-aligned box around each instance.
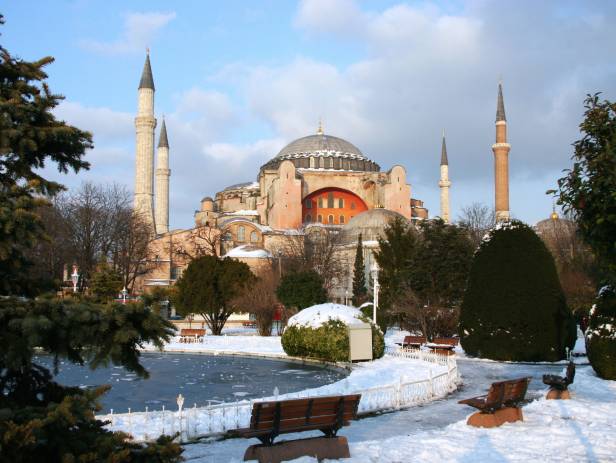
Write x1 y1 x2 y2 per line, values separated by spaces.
133 53 511 301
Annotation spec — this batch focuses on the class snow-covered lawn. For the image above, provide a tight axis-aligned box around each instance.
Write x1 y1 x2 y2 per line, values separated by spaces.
142 335 286 358
182 362 615 462
347 366 615 462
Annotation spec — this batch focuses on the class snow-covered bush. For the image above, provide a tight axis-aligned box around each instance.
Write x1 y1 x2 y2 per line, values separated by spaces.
586 286 616 380
459 220 576 361
281 303 385 362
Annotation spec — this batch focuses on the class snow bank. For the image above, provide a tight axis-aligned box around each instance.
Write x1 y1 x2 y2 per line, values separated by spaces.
223 245 272 259
287 303 366 329
347 366 616 462
141 335 285 357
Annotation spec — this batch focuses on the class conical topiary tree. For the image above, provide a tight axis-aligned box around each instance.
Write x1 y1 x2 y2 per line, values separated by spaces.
459 220 576 361
586 286 616 379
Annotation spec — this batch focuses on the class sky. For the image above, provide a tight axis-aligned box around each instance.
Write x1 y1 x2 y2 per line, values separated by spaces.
4 0 616 229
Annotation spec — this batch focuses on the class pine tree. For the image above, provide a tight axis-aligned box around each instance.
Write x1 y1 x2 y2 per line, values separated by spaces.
0 17 182 461
352 233 367 306
89 260 123 301
459 221 576 361
276 270 327 311
586 286 616 379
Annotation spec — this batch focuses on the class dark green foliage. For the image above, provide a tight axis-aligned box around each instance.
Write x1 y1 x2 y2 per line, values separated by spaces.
281 318 385 362
360 303 388 334
90 261 123 301
375 218 473 338
276 270 327 310
460 221 577 361
0 297 182 461
352 234 367 306
374 217 418 311
586 286 616 379
0 20 92 294
175 255 255 335
0 18 181 460
552 94 616 282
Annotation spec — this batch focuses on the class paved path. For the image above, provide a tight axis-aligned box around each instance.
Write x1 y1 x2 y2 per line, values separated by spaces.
182 359 569 461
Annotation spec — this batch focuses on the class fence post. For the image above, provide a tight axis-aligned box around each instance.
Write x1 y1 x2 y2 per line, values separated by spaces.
428 369 434 397
127 408 132 438
396 376 403 409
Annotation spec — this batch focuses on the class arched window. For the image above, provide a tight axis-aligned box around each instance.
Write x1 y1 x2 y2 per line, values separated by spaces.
338 198 344 208
339 215 345 224
318 197 323 208
305 199 312 209
328 214 334 224
310 156 315 168
237 226 245 242
305 214 312 223
317 214 323 223
250 231 258 242
327 192 334 208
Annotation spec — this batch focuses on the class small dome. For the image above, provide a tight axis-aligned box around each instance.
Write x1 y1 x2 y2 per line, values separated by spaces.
223 245 272 259
278 134 366 159
201 196 213 202
342 209 409 244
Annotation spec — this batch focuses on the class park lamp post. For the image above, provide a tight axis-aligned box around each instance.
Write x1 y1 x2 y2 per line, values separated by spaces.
370 261 380 324
120 287 128 304
70 265 79 293
345 289 350 306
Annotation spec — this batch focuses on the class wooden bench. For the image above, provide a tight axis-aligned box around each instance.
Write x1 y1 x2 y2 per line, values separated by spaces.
458 377 531 428
543 361 575 400
426 337 459 355
179 328 205 343
230 394 361 462
398 335 427 349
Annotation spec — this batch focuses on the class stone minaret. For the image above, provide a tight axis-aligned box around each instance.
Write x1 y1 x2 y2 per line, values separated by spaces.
134 52 157 230
155 117 170 234
438 130 451 223
492 81 511 222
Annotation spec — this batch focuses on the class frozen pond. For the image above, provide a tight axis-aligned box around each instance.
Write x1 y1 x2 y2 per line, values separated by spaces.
35 353 347 413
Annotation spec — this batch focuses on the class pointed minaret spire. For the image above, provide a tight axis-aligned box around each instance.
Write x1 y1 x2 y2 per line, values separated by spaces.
155 115 170 235
439 129 451 223
139 51 155 90
492 80 511 222
316 118 324 135
496 80 506 122
440 129 449 166
134 51 157 232
158 116 169 148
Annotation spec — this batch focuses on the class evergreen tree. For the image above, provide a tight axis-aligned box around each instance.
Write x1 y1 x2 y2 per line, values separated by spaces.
352 233 367 306
586 285 616 379
459 221 576 361
175 255 255 335
406 219 474 338
89 260 123 301
373 217 418 311
552 94 616 282
276 270 327 311
0 18 182 461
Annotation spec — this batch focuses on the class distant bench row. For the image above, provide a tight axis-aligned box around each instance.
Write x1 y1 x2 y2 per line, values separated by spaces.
396 336 459 355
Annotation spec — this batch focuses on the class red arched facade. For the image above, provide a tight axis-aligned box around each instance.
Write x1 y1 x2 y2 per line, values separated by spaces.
302 188 368 225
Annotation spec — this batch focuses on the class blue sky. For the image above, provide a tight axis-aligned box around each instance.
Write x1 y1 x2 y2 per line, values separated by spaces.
4 1 616 229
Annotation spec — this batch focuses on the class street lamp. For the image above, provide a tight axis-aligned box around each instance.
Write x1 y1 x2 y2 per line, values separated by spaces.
120 287 128 304
277 249 283 278
345 289 349 306
370 261 380 324
70 264 79 293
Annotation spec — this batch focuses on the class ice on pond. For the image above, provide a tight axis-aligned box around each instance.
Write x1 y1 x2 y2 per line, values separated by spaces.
233 392 250 397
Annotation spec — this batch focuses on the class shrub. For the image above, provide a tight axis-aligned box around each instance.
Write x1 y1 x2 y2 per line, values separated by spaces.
276 270 327 310
282 317 385 362
459 221 576 361
586 286 616 380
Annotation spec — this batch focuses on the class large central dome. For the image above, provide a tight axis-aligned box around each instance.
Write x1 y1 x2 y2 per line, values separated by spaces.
260 130 380 173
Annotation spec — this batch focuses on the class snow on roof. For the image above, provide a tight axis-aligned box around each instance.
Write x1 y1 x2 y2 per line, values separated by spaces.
223 245 273 259
287 303 367 329
222 210 259 216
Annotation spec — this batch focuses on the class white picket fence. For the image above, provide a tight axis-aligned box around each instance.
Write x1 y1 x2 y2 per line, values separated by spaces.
98 347 459 443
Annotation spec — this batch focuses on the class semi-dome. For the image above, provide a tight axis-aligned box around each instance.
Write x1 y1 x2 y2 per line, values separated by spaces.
260 130 380 173
341 208 409 244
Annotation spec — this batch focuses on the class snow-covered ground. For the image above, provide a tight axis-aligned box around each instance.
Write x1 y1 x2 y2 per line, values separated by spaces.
142 335 286 358
182 361 615 462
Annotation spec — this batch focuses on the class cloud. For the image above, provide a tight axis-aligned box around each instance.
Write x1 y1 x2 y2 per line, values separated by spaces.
294 0 367 36
203 138 285 164
81 11 176 55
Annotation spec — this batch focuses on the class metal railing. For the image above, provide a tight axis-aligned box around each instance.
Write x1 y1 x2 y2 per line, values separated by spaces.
98 347 459 443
